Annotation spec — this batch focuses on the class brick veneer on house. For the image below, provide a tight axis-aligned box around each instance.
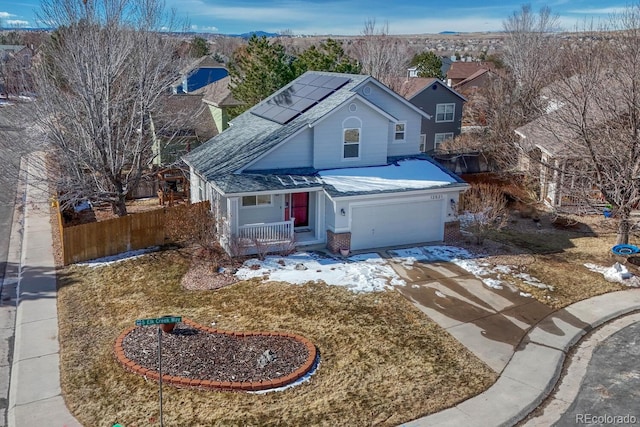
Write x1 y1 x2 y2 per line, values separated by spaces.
326 230 351 253
443 221 463 244
114 318 318 392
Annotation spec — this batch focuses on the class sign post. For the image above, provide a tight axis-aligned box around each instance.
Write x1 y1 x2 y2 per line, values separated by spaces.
135 316 182 427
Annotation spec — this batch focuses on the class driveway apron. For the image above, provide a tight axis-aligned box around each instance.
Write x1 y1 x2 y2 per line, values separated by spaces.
389 257 554 373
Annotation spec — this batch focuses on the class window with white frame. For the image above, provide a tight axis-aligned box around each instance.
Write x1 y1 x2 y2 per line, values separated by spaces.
419 134 427 152
434 132 454 150
393 122 406 142
436 103 455 122
241 194 272 207
343 128 360 159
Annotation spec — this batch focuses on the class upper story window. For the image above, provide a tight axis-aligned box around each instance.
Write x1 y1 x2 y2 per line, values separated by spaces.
343 128 360 159
241 194 272 207
434 132 454 150
394 122 406 142
436 103 455 122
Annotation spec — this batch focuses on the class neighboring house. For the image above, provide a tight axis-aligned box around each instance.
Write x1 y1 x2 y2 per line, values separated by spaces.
445 61 493 87
400 77 466 153
150 94 218 167
184 71 468 255
195 76 243 132
0 45 33 96
453 68 495 95
171 56 228 94
514 77 610 209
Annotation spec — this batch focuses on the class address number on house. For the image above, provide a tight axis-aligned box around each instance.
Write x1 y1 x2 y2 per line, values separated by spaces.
135 316 182 326
430 194 444 200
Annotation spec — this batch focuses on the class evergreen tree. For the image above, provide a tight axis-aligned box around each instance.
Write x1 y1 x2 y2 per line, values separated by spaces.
293 38 361 75
410 51 443 79
190 36 210 57
228 35 295 114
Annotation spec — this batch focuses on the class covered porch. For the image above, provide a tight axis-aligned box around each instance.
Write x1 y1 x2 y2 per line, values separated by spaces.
220 189 326 255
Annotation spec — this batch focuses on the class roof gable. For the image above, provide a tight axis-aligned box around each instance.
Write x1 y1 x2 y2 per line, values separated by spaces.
184 71 369 180
402 78 467 102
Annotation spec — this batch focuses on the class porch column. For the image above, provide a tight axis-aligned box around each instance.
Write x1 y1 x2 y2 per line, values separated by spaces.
228 197 239 236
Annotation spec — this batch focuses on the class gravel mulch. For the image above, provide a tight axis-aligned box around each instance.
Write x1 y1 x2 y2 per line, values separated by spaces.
122 324 311 383
180 260 238 290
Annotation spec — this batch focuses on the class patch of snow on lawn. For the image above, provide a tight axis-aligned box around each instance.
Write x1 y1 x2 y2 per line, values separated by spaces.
77 247 160 267
235 252 405 292
513 272 554 290
584 262 640 286
520 292 532 297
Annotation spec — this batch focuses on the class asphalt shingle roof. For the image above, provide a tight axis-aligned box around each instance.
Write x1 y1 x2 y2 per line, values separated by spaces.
184 71 368 184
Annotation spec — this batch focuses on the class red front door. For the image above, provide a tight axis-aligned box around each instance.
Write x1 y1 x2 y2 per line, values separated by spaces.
288 192 309 227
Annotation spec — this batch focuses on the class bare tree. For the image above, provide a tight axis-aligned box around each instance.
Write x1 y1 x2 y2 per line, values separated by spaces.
528 6 640 244
350 19 408 92
459 183 509 245
502 4 561 122
34 0 184 216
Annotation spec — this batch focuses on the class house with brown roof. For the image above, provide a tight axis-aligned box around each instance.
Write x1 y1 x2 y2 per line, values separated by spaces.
400 77 466 153
195 76 243 132
445 61 494 87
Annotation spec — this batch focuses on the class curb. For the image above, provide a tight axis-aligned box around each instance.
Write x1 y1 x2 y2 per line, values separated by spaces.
114 318 318 392
402 288 640 427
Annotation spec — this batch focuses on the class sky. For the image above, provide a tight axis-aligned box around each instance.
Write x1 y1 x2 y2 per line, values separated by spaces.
0 0 629 35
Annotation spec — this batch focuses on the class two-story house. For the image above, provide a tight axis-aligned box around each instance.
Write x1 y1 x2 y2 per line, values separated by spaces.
400 78 466 153
184 71 468 255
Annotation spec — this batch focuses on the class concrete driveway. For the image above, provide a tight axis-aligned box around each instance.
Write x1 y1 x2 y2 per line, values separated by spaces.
388 255 555 373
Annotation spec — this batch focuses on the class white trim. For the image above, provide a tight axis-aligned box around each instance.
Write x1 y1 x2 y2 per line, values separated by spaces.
323 185 468 201
342 126 361 161
435 103 455 122
419 134 427 152
434 132 454 149
223 186 324 197
240 194 273 208
392 121 407 143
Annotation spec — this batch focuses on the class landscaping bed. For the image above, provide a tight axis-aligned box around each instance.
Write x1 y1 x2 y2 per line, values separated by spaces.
56 249 497 426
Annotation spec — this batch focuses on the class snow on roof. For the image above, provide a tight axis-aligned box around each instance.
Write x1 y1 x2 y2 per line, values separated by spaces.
318 159 457 193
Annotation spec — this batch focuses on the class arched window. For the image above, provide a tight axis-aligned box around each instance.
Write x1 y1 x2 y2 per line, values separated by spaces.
342 117 362 160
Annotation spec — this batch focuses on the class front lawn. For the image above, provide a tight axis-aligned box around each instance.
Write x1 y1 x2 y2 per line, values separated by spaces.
57 248 496 426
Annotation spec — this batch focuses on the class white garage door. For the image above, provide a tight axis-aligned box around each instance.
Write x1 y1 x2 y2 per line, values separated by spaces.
350 199 444 251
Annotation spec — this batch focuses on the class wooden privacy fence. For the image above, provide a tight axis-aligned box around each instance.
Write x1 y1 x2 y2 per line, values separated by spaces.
57 201 210 265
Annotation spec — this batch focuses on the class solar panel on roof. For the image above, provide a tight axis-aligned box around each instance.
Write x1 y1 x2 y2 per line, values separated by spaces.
251 73 351 124
322 76 350 90
309 75 332 87
271 108 300 124
290 97 316 111
307 86 333 101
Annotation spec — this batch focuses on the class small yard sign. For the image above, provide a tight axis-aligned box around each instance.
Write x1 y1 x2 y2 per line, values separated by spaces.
135 316 182 326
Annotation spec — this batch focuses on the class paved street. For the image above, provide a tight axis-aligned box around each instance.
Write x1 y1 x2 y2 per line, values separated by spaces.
554 321 640 426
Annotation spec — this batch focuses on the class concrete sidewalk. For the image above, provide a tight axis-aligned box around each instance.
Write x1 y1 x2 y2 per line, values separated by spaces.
6 153 80 427
402 289 640 427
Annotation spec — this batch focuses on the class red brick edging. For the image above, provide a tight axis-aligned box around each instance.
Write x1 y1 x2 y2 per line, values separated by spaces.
114 318 318 392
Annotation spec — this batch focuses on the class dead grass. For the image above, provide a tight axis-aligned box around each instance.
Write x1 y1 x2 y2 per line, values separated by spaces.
481 214 630 309
57 248 497 427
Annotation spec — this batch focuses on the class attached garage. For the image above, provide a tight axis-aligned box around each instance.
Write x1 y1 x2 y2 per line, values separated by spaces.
350 198 444 251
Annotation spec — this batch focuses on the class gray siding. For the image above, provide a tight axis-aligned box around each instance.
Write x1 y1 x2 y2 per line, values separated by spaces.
238 193 284 225
324 194 336 230
246 129 313 171
312 99 388 169
408 82 464 152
